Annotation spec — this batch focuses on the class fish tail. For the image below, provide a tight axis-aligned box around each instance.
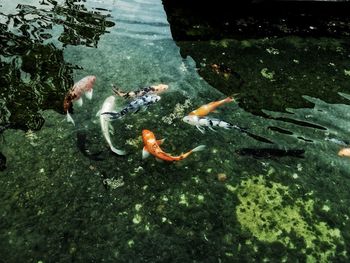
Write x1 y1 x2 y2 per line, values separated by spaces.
191 145 206 152
225 97 234 103
66 112 75 126
110 145 127 155
179 145 206 160
112 86 125 97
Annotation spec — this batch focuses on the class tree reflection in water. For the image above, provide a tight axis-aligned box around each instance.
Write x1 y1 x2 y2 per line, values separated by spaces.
0 0 115 131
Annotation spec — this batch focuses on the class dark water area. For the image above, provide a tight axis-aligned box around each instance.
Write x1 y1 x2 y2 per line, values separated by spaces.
0 0 350 262
163 0 350 116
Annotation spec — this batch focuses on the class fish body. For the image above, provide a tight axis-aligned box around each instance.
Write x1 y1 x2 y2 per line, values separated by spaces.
142 129 205 162
338 147 350 157
113 84 168 99
102 94 161 120
183 115 243 134
188 97 233 117
99 96 126 155
63 75 96 125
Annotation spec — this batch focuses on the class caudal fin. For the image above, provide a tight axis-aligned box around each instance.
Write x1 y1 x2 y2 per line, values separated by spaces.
110 145 126 155
191 145 206 152
66 112 75 126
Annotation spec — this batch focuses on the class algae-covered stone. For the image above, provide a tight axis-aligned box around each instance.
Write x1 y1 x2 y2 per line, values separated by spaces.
233 175 345 262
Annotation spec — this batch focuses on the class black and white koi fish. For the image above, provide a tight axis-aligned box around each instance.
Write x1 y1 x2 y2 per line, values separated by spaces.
182 115 245 134
102 94 161 120
112 84 168 99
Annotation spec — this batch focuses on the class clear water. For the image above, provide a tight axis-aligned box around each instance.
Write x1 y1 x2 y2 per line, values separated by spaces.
1 0 349 262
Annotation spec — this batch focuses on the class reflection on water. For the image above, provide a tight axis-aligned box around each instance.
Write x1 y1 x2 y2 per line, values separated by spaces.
0 0 350 262
0 0 114 130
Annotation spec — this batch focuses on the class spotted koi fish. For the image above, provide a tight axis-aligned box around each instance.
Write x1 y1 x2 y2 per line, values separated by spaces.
112 84 168 99
63 75 96 125
142 129 205 162
102 94 161 120
182 115 245 134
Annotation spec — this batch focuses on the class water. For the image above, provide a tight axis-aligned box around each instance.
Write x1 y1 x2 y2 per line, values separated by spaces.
0 0 349 262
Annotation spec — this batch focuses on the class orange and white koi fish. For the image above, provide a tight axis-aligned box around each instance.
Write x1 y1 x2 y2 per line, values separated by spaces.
188 97 234 117
142 129 205 162
338 148 350 157
63 75 96 125
113 84 168 99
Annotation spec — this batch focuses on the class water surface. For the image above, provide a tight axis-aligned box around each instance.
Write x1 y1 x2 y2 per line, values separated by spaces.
0 0 349 262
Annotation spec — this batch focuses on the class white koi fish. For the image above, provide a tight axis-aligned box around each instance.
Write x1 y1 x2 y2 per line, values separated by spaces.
98 96 126 155
182 115 245 134
102 94 161 120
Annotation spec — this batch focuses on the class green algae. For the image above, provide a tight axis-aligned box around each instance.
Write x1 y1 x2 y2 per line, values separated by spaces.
228 175 345 262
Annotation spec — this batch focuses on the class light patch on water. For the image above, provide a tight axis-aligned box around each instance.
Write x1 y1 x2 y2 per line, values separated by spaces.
260 68 275 81
266 47 280 55
103 177 124 189
322 205 330 212
179 194 189 206
135 204 142 211
132 214 142 224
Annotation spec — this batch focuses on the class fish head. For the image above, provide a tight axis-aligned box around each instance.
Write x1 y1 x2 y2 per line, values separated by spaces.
142 129 156 145
154 84 168 93
338 148 350 157
182 115 198 125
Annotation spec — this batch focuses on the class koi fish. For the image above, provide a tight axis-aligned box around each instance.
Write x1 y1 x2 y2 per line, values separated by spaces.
182 115 244 134
338 148 350 157
188 97 234 117
102 94 161 120
142 129 205 162
63 75 96 125
98 96 126 155
113 84 168 99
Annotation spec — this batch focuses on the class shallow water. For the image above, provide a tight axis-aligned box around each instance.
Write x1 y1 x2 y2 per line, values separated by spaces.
0 0 350 262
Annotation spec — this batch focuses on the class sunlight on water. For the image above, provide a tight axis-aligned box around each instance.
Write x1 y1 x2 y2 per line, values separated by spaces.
0 0 349 262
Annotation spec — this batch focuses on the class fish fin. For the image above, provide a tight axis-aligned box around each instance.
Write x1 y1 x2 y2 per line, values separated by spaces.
156 138 165 145
142 147 150 159
96 110 101 117
196 125 205 134
191 145 206 152
76 97 83 107
108 123 114 135
66 112 75 126
110 146 126 155
133 108 140 114
85 89 93 100
155 157 164 163
208 125 217 132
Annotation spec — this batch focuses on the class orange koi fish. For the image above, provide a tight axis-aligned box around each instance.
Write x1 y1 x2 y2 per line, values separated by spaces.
338 148 350 157
188 97 234 117
142 129 205 162
63 75 96 125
